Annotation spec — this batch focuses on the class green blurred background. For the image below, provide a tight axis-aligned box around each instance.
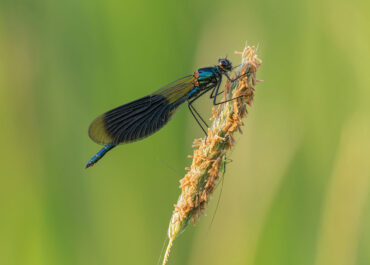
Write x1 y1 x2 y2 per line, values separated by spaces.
1 0 369 264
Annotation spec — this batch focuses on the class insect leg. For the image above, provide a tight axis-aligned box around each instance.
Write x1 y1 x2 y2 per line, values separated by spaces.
212 73 249 105
187 86 215 135
210 87 224 98
213 95 245 105
189 103 208 128
210 78 223 99
209 80 223 98
187 102 207 135
224 72 249 82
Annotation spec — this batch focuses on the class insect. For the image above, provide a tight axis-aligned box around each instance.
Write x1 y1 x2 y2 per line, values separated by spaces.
86 58 244 168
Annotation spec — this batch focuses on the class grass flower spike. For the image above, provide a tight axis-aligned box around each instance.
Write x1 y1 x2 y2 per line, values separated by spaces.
162 45 262 265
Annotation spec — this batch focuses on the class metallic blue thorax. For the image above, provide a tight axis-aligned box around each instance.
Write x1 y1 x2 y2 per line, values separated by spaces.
187 66 221 99
197 67 220 86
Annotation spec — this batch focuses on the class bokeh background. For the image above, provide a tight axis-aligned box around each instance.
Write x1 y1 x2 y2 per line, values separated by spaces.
1 0 369 264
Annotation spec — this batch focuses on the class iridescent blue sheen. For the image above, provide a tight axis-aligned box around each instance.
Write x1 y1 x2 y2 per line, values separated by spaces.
86 58 234 168
197 67 219 86
86 143 116 168
187 86 200 98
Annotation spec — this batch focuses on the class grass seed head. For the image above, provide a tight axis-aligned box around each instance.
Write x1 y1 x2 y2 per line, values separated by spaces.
162 45 262 265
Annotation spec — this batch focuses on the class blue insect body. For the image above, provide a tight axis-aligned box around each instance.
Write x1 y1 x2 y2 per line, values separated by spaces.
86 143 115 168
86 58 238 168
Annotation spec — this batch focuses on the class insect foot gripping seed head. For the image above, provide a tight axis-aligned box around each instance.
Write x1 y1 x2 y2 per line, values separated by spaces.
162 45 262 265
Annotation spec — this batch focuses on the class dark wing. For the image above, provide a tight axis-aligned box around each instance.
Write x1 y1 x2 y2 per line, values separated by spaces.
88 75 195 145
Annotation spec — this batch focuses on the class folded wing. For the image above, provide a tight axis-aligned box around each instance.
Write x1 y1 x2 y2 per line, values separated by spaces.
88 75 195 145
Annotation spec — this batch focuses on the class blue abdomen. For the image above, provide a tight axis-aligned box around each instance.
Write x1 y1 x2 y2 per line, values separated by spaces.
86 143 116 168
188 86 200 97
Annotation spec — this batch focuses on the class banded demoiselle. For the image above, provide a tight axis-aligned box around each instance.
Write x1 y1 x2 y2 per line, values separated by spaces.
86 58 244 168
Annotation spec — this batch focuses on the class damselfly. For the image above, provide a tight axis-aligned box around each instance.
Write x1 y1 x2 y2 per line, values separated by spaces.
86 58 243 168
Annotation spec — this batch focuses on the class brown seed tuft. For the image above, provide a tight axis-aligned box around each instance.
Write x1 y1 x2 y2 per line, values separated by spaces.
162 45 262 265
